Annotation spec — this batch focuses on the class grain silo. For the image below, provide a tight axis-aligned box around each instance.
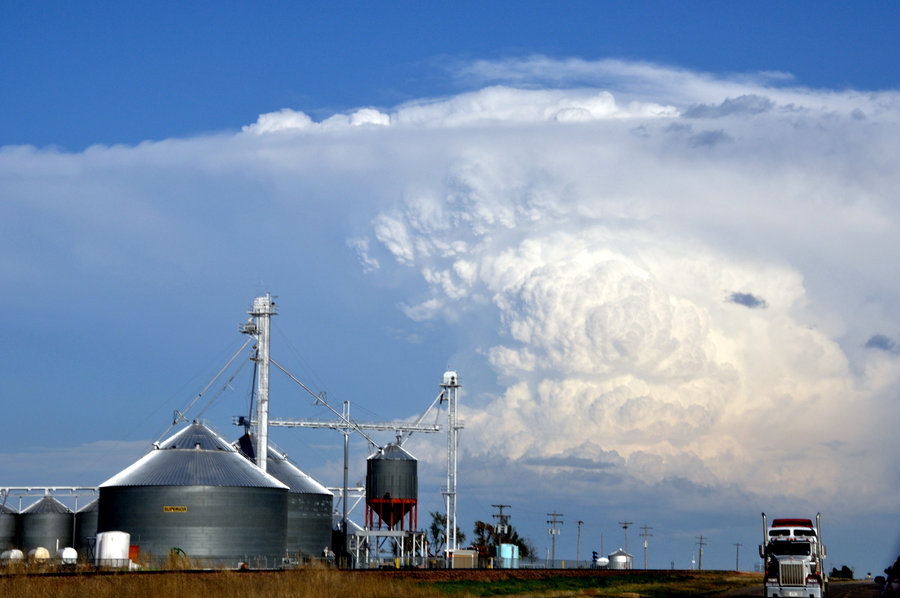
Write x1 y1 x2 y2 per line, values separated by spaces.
74 498 99 560
0 504 17 551
235 433 333 558
20 496 73 553
98 421 289 567
608 548 633 570
365 442 418 530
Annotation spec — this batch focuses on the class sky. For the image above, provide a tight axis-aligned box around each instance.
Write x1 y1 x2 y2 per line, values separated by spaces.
3 0 900 574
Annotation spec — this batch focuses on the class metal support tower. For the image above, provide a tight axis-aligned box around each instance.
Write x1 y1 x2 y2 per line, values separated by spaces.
232 297 463 567
342 401 351 552
441 371 461 557
241 293 277 473
263 373 454 565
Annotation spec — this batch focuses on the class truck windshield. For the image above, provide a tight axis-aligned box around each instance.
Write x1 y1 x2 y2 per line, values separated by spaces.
768 541 811 556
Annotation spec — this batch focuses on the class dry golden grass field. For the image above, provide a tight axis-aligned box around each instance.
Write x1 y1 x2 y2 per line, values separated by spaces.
0 568 766 598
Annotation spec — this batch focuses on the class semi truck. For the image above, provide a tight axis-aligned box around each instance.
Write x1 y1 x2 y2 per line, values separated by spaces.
760 513 827 598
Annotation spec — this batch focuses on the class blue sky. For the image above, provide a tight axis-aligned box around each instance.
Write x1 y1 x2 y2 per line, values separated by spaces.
3 1 899 150
3 1 900 574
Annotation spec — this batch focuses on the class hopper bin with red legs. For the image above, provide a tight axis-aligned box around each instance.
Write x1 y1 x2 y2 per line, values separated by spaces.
365 443 417 531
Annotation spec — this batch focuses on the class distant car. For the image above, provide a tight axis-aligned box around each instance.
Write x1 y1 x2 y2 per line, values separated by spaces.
875 576 886 585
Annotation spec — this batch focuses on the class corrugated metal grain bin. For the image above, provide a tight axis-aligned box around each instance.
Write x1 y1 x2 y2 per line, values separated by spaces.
0 504 18 551
75 498 99 560
366 442 417 530
98 422 289 567
20 496 73 553
608 548 632 570
235 433 333 558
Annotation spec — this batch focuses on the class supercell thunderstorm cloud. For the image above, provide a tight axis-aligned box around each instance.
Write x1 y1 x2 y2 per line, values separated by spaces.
287 61 900 514
5 57 900 566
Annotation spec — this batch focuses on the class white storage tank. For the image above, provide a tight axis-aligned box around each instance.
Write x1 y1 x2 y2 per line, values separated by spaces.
498 543 519 569
95 531 131 568
57 546 78 565
28 546 51 562
1 549 25 565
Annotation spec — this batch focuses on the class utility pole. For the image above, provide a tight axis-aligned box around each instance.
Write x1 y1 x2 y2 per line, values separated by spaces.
734 543 742 571
547 511 564 566
640 525 653 569
577 520 584 563
492 504 511 551
696 536 707 571
619 520 633 555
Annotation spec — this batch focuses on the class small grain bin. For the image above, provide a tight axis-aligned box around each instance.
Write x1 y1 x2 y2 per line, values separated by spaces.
365 442 418 530
20 496 73 553
608 548 633 570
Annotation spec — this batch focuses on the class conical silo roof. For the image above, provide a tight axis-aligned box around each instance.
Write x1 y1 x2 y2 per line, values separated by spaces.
368 442 416 461
100 421 288 489
22 496 72 514
76 498 98 514
234 433 332 496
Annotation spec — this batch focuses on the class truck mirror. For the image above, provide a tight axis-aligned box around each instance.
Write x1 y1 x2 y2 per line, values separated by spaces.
759 544 765 558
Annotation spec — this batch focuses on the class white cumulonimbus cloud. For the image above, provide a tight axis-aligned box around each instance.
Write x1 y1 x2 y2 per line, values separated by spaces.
5 58 900 522
313 59 900 512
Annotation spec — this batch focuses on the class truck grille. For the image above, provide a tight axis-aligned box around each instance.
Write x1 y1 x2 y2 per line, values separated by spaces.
780 562 805 586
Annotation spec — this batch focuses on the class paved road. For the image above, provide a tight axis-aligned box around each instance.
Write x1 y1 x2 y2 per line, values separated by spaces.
723 582 881 598
830 582 882 598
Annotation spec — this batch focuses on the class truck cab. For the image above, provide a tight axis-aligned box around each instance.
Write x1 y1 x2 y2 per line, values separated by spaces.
760 514 827 598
